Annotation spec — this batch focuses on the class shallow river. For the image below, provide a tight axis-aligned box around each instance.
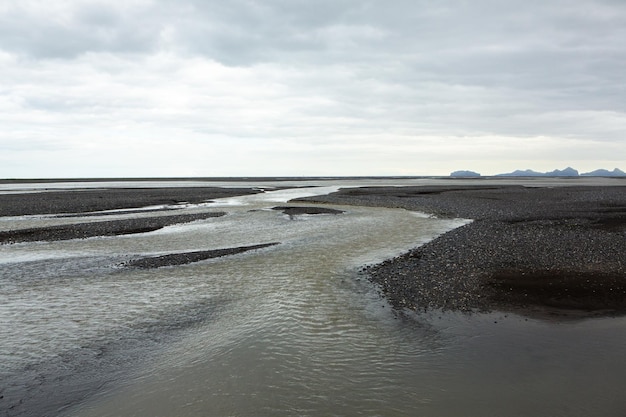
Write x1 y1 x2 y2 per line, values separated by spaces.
1 179 625 417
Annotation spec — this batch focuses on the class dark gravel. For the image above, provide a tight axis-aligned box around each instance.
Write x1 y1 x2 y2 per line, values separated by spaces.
300 185 626 319
124 242 280 269
0 212 227 244
0 187 261 217
271 206 345 216
0 187 262 244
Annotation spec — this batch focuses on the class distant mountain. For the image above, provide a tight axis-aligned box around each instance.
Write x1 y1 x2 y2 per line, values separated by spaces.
457 166 625 177
496 169 544 177
496 167 579 177
546 167 579 176
580 168 626 177
450 170 481 177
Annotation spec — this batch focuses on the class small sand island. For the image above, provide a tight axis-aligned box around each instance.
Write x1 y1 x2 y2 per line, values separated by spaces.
124 243 280 269
271 206 345 216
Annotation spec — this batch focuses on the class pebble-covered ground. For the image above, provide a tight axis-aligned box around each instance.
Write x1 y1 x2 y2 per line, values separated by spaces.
0 186 261 217
0 187 262 244
0 212 227 244
300 185 626 320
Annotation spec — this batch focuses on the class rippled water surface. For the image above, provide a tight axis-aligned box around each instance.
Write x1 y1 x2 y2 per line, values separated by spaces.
1 179 625 417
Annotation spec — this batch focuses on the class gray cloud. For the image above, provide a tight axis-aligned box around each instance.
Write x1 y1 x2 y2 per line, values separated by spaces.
0 2 159 57
1 0 625 176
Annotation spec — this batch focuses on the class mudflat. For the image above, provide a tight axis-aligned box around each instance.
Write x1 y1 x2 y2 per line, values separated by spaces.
300 184 626 320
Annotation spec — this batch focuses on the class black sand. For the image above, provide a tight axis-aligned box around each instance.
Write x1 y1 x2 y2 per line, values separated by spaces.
0 212 227 244
299 185 626 320
124 243 280 269
0 187 261 217
271 206 345 216
0 187 262 244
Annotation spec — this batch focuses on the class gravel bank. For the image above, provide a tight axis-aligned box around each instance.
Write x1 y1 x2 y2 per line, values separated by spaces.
0 187 261 217
124 242 280 268
300 185 626 319
0 212 226 244
0 187 262 244
271 206 345 216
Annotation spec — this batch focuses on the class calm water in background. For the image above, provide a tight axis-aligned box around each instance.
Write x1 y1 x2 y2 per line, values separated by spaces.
1 179 625 417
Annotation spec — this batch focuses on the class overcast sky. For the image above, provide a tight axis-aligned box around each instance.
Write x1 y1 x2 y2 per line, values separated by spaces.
1 0 625 177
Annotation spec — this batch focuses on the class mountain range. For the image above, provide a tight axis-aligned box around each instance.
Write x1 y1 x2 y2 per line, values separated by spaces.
450 167 626 177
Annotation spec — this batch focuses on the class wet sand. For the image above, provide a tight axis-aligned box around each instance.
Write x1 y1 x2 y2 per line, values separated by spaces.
299 184 626 320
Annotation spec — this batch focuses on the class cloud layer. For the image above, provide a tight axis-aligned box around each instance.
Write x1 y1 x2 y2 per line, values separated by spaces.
1 0 625 177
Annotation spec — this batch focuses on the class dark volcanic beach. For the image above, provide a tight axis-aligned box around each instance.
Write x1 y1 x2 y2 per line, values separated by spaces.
0 212 228 244
0 186 261 246
3 183 626 320
0 186 261 217
300 184 626 319
3 180 626 417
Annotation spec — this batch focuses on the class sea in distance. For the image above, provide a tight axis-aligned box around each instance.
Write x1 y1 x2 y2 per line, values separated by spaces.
1 177 625 417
